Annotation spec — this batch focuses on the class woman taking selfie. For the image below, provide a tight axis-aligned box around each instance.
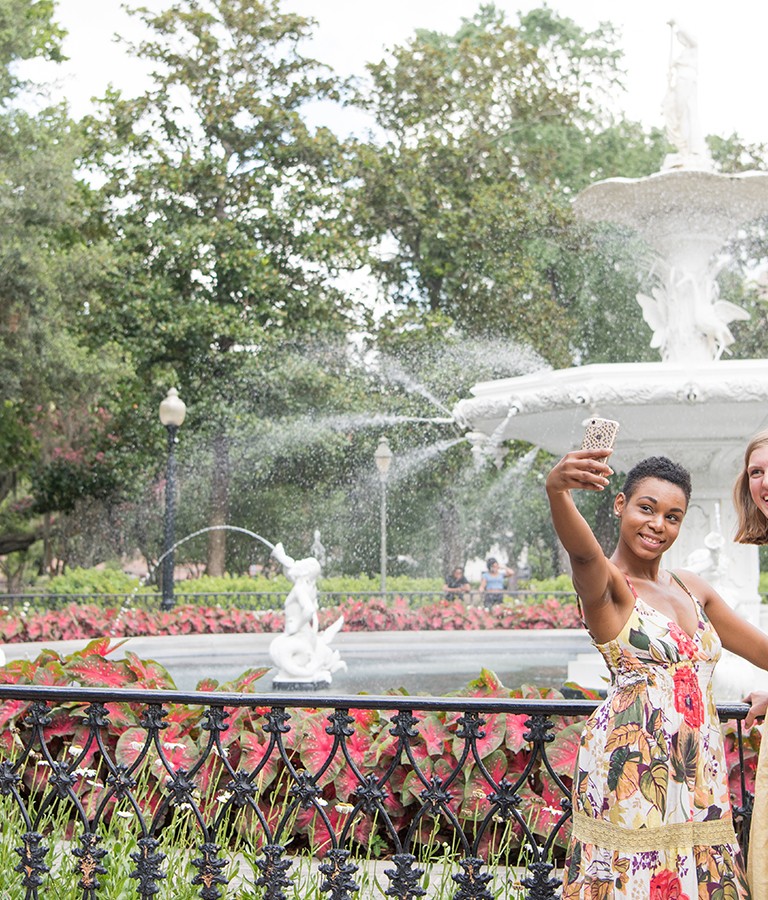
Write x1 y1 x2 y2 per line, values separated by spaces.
547 445 768 899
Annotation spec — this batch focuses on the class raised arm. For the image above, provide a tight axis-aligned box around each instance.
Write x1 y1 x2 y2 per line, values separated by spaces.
545 449 615 608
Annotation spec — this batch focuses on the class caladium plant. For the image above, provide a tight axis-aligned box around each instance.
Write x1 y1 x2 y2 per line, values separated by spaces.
0 641 755 863
0 596 583 643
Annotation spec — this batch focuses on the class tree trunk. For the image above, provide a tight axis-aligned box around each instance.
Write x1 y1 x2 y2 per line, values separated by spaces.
0 529 41 555
438 496 464 576
207 434 230 576
43 512 54 576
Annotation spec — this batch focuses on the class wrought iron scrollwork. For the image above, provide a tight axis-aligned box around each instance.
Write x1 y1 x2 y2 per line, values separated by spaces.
73 832 108 891
191 841 228 899
129 835 167 894
0 685 753 900
254 843 293 899
318 847 359 898
14 830 50 888
451 855 494 900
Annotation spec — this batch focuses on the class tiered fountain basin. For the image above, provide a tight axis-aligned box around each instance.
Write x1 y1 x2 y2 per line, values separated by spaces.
455 358 768 623
454 358 768 475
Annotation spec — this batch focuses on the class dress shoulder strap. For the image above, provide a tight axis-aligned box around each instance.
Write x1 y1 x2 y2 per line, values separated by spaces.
623 574 639 598
669 571 694 598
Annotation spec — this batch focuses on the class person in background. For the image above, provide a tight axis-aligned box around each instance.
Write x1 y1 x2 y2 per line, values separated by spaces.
478 557 515 608
443 566 470 601
733 429 768 897
547 447 768 899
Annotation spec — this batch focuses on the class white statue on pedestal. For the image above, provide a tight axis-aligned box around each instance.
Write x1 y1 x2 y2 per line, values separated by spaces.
661 21 712 170
269 542 346 687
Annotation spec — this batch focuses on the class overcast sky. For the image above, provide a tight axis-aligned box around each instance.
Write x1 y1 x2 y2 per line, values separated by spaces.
31 0 767 145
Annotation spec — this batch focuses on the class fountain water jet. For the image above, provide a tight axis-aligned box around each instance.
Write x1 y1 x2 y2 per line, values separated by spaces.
152 525 275 567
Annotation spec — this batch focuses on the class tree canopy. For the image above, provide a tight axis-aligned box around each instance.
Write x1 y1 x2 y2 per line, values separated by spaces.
2 0 768 587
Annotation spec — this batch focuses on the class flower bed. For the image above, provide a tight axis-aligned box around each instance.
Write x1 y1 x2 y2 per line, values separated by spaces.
0 641 591 863
0 596 582 643
0 639 757 884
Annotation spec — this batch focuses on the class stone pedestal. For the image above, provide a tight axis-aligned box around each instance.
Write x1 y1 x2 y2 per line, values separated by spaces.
272 677 331 692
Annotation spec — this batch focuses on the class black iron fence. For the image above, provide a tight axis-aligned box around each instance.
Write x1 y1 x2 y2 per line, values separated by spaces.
0 685 753 899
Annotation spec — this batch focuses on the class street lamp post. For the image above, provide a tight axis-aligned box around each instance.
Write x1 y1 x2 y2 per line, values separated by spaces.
159 388 186 610
374 436 393 596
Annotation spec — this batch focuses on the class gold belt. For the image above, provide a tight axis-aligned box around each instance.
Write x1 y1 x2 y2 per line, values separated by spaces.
571 810 738 852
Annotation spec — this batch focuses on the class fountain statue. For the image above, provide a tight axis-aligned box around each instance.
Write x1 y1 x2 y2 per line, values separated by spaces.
269 542 346 690
310 529 327 568
453 27 768 696
661 21 711 172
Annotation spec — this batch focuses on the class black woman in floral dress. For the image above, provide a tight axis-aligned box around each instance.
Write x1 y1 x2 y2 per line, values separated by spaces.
546 451 768 899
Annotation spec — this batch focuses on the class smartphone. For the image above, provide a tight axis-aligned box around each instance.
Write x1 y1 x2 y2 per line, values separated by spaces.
581 417 620 451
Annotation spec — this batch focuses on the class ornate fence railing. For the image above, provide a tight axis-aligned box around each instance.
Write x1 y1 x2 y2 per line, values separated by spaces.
0 685 753 900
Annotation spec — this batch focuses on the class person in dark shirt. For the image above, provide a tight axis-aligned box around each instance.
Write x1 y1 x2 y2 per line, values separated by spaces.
443 566 470 601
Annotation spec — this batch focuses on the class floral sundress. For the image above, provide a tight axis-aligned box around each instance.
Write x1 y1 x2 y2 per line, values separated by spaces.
563 574 750 899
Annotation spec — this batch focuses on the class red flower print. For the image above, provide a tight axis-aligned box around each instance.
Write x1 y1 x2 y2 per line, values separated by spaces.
650 869 690 900
673 666 704 729
667 622 698 659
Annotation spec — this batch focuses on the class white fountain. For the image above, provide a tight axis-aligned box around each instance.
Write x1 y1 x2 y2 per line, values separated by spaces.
453 23 768 697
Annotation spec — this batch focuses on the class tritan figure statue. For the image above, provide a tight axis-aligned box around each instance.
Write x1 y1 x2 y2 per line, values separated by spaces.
269 542 346 689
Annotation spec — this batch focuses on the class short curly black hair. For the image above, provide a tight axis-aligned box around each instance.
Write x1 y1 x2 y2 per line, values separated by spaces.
621 456 692 504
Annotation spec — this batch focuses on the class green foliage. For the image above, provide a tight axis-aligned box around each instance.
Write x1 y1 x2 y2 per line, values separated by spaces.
31 453 121 515
70 0 372 575
36 568 445 598
173 573 444 594
0 87 133 570
2 0 768 590
0 401 37 505
349 4 664 372
0 0 65 99
81 0 360 388
709 133 768 174
525 573 576 593
40 566 147 595
319 574 443 593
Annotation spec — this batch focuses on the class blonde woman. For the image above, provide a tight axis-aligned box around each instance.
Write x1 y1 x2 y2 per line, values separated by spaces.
735 429 768 898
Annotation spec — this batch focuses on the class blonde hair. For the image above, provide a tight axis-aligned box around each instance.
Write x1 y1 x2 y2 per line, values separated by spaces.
734 429 768 544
